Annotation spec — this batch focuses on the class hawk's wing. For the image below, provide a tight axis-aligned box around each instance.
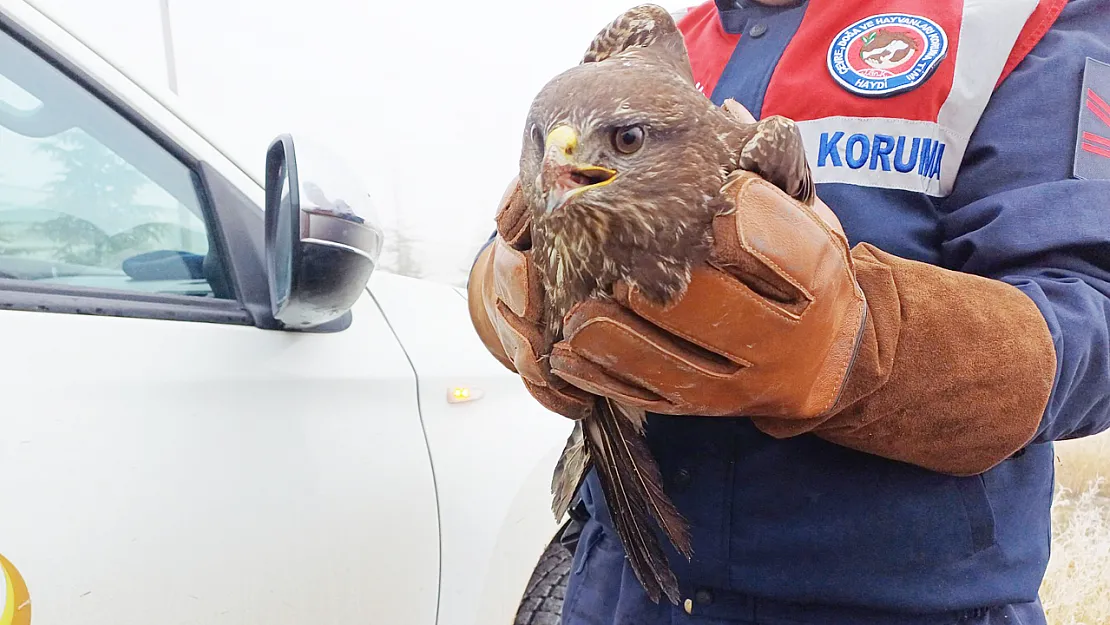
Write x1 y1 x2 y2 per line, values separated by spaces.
721 100 816 207
740 116 815 206
580 3 695 86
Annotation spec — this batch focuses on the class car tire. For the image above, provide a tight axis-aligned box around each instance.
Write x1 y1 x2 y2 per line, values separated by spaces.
513 541 570 625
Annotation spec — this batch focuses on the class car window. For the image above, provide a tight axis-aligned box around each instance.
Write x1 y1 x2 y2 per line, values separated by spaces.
0 28 231 299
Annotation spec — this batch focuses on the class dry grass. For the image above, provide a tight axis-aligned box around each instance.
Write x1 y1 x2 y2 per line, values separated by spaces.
1040 430 1110 625
1053 432 1110 494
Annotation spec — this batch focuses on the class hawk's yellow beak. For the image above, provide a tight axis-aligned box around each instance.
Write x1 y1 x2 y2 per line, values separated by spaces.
546 125 579 161
541 125 617 213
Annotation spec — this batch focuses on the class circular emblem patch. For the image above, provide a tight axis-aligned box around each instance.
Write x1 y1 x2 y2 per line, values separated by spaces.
827 13 949 98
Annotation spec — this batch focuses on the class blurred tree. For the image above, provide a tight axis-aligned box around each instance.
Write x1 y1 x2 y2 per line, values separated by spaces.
380 222 425 279
32 129 159 266
36 130 147 218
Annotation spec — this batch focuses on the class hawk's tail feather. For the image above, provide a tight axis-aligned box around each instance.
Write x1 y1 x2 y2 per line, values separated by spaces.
580 397 692 605
605 398 692 560
551 421 589 520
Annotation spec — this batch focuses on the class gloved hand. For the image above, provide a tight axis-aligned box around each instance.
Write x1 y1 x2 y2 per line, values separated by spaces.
541 169 1056 476
467 177 593 420
547 169 867 420
469 126 1056 476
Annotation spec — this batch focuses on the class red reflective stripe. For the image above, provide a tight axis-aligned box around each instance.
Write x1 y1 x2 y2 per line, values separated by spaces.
678 1 741 99
1087 90 1110 128
761 1 964 123
1089 89 1110 116
1081 142 1110 159
1082 131 1110 148
995 0 1067 88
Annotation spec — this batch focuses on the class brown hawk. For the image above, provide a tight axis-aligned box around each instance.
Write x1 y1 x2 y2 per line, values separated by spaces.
517 3 814 605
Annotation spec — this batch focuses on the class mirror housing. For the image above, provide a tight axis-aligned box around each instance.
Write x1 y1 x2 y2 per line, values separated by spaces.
263 134 383 329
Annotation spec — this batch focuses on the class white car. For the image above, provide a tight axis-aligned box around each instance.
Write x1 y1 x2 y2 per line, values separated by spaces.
0 1 577 624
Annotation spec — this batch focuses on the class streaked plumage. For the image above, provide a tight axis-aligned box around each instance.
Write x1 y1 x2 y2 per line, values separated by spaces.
518 4 814 605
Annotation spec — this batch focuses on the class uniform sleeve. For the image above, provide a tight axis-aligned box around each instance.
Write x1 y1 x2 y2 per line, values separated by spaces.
470 229 497 275
938 0 1110 442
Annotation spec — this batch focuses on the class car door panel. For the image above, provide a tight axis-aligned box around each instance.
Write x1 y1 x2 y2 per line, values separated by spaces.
369 271 574 625
0 5 440 622
0 295 439 625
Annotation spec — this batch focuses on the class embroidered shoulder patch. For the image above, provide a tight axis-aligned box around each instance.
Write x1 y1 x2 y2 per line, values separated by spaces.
1074 57 1110 180
827 14 949 98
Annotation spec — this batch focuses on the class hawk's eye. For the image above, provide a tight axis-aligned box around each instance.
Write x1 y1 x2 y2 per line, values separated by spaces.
612 125 645 154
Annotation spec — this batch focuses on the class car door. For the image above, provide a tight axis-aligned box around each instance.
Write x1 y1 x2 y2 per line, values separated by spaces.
0 6 439 625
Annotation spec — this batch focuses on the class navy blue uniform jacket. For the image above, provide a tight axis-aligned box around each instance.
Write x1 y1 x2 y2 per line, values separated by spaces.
479 0 1110 623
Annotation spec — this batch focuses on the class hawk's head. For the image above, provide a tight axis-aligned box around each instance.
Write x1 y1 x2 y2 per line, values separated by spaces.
519 4 735 234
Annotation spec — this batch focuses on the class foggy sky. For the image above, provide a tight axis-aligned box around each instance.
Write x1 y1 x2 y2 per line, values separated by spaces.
26 0 686 284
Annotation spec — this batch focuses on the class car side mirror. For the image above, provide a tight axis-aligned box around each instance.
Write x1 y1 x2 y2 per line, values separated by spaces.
263 134 384 329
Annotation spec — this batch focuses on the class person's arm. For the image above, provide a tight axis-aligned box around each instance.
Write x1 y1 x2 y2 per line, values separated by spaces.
543 2 1110 476
808 1 1110 464
544 169 1058 476
930 1 1110 445
468 234 513 370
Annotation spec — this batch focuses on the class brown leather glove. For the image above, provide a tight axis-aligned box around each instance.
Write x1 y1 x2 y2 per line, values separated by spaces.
547 170 1058 476
548 170 867 419
467 178 593 419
